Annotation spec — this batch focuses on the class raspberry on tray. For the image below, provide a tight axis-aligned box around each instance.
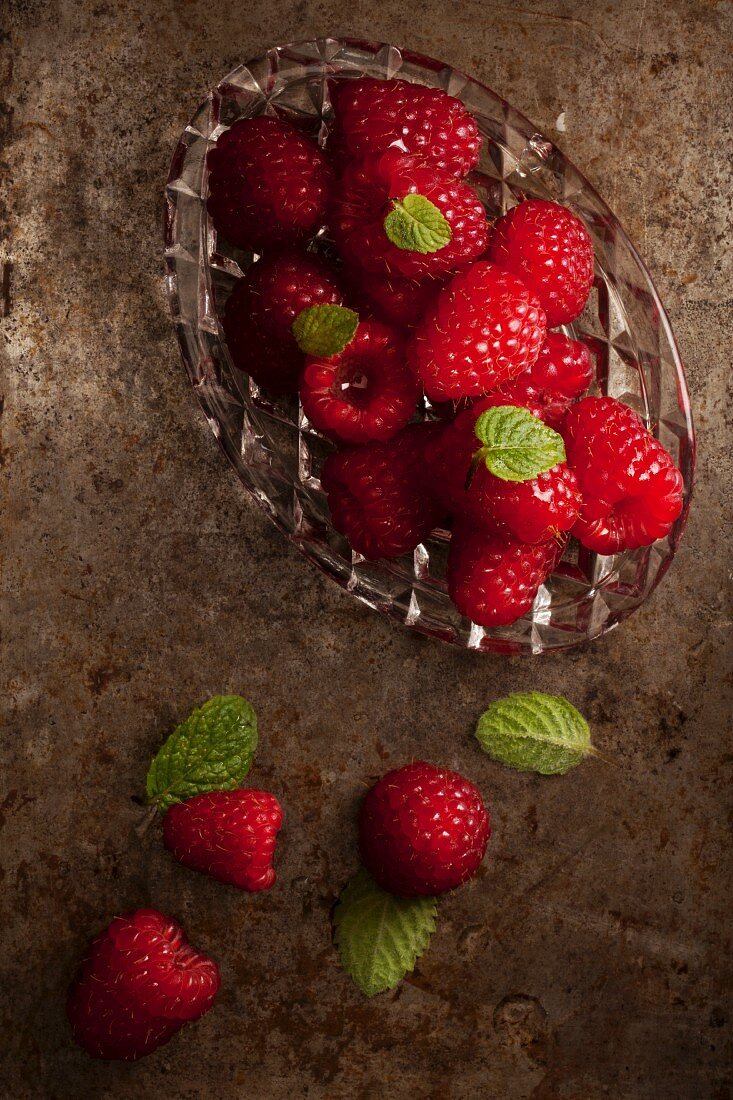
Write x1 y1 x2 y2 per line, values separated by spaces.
426 397 581 542
67 909 220 1061
358 761 491 896
346 268 443 330
163 789 283 892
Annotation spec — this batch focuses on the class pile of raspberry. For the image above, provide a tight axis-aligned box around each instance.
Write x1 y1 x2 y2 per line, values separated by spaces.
209 77 685 629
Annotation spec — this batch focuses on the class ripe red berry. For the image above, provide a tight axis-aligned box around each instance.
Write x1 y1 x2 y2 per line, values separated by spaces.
321 423 445 560
473 464 581 544
347 268 443 330
300 319 419 444
409 261 547 401
329 76 481 176
67 909 220 1060
223 251 344 394
425 397 580 542
488 199 594 326
358 761 490 896
532 332 594 399
330 150 488 281
163 789 283 892
562 396 684 553
513 332 594 427
207 116 333 251
447 523 561 627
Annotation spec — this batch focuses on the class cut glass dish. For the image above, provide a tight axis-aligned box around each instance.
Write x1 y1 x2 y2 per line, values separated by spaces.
164 37 695 654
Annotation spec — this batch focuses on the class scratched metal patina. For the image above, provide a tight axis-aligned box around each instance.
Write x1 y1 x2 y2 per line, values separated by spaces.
1 1 731 1097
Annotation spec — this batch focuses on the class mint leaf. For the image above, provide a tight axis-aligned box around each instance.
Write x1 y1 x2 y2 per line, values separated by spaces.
476 692 594 775
292 304 358 358
383 193 452 254
473 406 566 482
333 869 438 997
146 695 258 812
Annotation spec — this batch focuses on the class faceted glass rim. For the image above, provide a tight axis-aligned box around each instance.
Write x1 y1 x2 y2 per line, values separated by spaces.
164 36 695 655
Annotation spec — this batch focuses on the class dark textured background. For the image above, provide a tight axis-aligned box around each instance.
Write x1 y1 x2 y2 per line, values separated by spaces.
2 1 732 1097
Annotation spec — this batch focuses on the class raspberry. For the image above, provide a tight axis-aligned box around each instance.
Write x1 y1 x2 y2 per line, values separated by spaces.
447 523 560 627
223 251 344 394
425 398 580 542
67 909 220 1060
163 789 283 892
358 761 490 896
507 332 595 427
461 332 593 430
330 150 488 281
425 395 539 512
488 199 594 326
329 77 481 176
347 268 442 329
409 261 546 401
533 333 594 399
321 423 445 560
562 396 684 553
207 116 333 251
300 319 419 444
471 464 580 544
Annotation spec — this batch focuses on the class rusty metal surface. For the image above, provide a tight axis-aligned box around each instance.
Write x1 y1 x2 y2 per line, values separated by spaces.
1 1 731 1097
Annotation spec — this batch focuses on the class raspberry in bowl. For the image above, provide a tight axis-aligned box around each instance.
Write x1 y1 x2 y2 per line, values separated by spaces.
165 38 694 654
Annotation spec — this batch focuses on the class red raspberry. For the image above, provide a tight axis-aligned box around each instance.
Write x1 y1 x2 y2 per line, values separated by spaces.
207 116 333 251
223 251 344 394
533 332 594 399
300 319 419 444
469 464 580 544
505 332 594 427
425 398 580 542
358 761 490 896
347 268 442 330
425 394 541 512
562 396 684 553
321 423 445 560
461 333 592 429
67 909 220 1060
163 789 283 892
329 77 481 176
488 199 595 326
409 261 546 401
330 150 488 281
447 523 560 626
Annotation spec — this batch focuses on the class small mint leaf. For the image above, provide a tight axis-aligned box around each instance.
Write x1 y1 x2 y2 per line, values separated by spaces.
333 869 438 997
383 193 452 254
146 695 258 812
292 304 359 358
476 691 595 775
473 405 566 481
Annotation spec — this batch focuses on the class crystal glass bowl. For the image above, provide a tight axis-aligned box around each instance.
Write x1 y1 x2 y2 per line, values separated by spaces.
164 37 695 654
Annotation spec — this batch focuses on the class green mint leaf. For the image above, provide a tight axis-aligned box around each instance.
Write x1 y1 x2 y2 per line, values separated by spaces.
383 193 452 254
476 691 594 775
333 869 438 997
292 304 359 358
473 406 566 482
146 695 258 812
